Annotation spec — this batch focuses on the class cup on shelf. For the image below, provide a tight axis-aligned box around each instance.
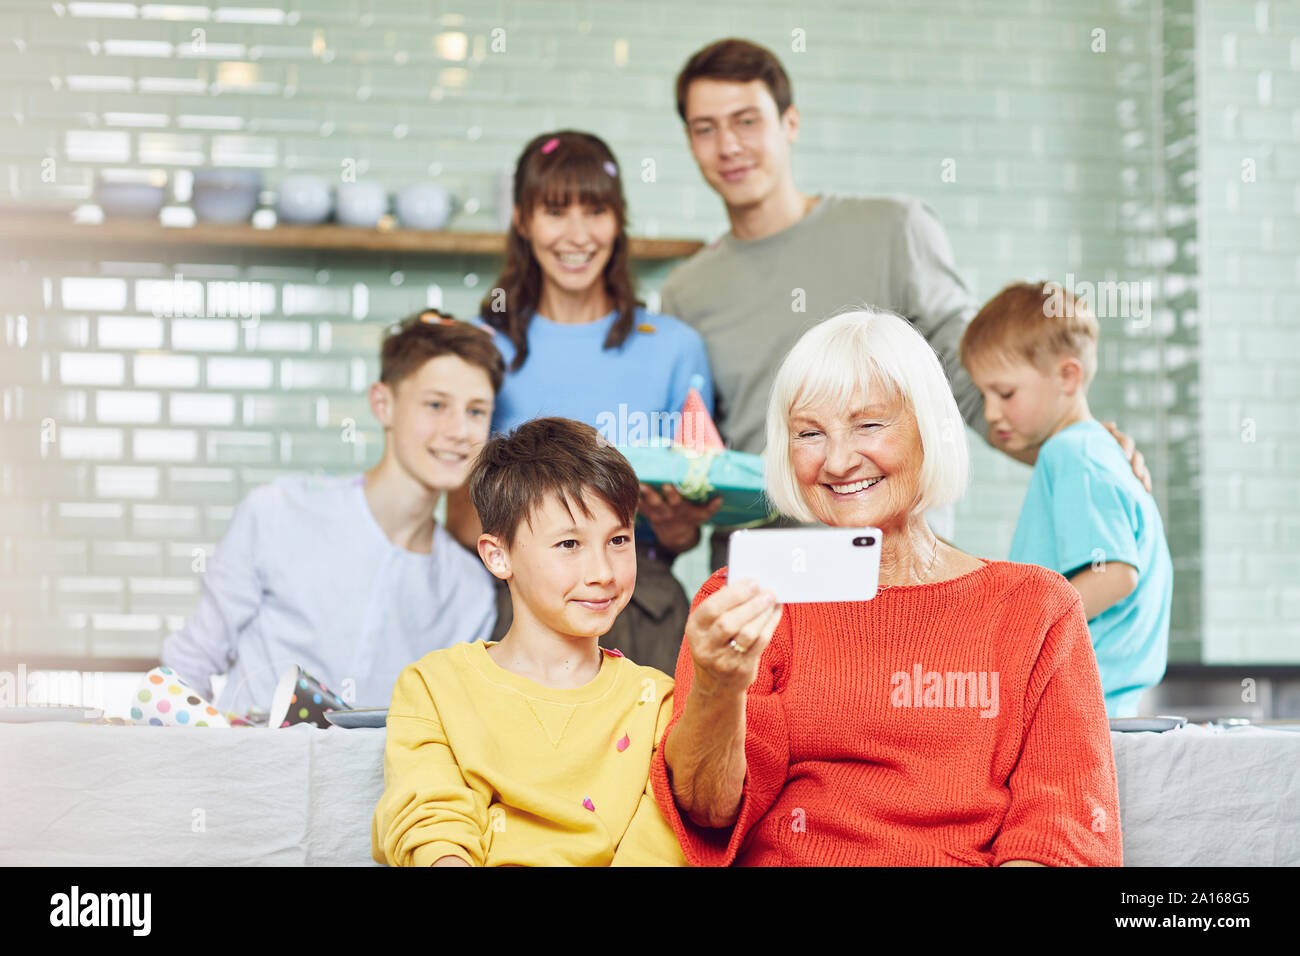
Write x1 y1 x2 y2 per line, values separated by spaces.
335 181 388 227
191 168 262 224
394 182 453 230
95 170 168 219
275 175 333 225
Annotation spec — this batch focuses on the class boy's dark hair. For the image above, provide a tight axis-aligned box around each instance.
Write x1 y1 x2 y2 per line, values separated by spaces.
380 310 506 394
675 38 794 123
469 418 639 549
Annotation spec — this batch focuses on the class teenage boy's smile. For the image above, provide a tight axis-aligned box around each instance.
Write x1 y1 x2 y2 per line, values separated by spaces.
429 447 471 471
380 354 494 494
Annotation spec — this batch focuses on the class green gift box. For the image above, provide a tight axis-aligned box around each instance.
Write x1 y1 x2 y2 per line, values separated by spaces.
618 442 776 528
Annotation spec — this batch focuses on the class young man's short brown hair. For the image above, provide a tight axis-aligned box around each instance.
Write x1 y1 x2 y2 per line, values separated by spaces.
380 310 506 394
960 281 1100 386
675 37 793 123
468 418 639 549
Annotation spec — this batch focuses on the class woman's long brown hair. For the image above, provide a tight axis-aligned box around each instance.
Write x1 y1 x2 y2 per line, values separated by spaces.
480 130 641 372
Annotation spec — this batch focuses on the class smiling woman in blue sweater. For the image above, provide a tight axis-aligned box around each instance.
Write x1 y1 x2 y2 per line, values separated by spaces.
447 130 717 676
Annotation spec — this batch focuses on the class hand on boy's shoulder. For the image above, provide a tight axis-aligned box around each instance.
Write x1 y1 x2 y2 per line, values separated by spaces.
1092 421 1154 494
1039 421 1150 497
1099 421 1152 493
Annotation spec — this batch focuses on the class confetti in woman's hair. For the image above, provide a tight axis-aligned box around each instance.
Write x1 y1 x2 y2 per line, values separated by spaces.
482 130 640 375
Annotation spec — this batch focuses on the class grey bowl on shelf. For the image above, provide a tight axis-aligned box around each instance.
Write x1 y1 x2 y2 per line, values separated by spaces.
191 168 263 224
95 180 167 219
395 182 453 230
276 175 333 225
335 181 388 227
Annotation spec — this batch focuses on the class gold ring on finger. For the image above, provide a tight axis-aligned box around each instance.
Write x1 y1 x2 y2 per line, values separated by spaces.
729 639 743 654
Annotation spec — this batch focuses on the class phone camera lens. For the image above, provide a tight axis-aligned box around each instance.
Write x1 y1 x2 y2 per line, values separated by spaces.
852 536 876 547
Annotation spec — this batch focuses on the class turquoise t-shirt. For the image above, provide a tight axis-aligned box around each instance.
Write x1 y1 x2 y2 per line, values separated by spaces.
1008 419 1173 718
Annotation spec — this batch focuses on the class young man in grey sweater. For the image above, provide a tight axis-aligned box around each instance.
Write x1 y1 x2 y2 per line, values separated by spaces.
643 38 1150 570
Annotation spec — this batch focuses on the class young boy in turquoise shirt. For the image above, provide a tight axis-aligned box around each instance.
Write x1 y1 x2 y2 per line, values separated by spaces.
961 281 1173 718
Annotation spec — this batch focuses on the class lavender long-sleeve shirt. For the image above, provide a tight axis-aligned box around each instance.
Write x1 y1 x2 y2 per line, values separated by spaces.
162 474 496 716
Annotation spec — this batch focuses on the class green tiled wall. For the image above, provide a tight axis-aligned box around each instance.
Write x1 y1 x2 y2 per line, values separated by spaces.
0 0 1290 663
1197 0 1300 663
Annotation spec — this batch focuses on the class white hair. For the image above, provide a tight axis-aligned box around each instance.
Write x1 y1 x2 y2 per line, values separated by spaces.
764 308 970 523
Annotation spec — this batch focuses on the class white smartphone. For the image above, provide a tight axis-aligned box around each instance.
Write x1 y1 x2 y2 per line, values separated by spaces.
726 527 882 604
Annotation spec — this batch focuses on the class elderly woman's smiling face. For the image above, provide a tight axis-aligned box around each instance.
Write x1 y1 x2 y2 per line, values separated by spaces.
789 385 924 530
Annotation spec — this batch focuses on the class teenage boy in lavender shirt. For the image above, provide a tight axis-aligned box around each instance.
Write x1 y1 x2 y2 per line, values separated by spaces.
645 38 1152 569
161 315 503 718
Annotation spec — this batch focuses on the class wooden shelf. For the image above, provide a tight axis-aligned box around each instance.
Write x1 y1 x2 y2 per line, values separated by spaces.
0 213 704 259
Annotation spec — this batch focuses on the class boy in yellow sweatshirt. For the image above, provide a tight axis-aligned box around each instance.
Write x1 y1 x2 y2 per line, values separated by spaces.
371 417 687 866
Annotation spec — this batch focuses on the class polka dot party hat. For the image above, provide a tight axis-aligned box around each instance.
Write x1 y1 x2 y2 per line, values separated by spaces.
130 665 248 727
268 664 353 729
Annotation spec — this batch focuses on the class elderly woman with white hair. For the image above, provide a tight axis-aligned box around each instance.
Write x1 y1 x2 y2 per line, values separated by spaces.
650 309 1122 866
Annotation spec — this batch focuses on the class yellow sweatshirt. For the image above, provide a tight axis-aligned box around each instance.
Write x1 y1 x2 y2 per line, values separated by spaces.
371 641 688 867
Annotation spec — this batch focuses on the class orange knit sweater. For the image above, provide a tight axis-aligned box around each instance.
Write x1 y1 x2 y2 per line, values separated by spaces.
650 560 1123 866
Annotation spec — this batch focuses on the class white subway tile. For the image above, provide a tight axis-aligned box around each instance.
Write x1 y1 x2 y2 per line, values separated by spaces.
61 353 126 386
94 465 161 498
134 354 201 388
206 356 275 389
279 358 350 390
244 320 313 352
241 394 315 426
95 390 162 424
131 503 201 537
57 503 126 537
55 577 125 614
169 392 236 425
127 576 199 615
171 318 240 351
167 466 235 501
97 315 165 349
92 540 164 576
132 428 200 462
58 426 125 460
206 431 275 464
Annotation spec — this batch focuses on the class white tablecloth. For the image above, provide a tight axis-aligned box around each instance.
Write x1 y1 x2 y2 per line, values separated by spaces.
1 722 1297 866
